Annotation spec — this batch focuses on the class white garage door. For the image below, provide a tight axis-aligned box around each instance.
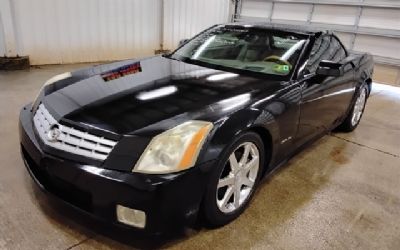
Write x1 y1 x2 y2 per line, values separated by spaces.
163 0 231 50
235 0 400 67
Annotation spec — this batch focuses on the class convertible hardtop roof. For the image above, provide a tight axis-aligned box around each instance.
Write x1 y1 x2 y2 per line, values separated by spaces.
223 22 330 36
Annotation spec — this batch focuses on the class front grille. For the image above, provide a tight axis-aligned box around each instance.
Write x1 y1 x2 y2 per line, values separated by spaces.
33 104 117 161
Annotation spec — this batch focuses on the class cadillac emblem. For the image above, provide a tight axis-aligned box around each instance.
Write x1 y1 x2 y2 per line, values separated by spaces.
47 124 61 142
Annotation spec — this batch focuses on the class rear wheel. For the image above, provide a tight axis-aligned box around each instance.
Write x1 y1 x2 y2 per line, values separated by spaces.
203 132 264 227
337 84 368 132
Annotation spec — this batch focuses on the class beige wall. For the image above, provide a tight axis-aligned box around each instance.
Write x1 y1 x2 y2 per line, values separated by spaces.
373 64 400 86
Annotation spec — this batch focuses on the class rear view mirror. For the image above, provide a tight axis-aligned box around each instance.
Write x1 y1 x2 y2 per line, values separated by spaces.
178 39 189 47
316 60 344 77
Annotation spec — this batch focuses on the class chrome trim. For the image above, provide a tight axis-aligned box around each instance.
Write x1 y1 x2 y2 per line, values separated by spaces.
33 104 117 161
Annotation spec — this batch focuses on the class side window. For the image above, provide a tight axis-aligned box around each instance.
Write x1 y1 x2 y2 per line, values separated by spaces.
306 34 347 73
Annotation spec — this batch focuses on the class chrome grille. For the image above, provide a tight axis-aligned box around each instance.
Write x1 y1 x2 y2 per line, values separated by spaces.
33 104 117 161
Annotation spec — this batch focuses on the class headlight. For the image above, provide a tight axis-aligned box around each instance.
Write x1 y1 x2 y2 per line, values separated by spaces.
133 121 213 174
43 72 72 87
33 72 72 104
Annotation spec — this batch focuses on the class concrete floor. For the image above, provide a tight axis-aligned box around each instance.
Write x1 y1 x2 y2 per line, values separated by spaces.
1 64 400 250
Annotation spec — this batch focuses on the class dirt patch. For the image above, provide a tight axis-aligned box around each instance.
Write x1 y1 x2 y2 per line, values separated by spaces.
330 146 349 165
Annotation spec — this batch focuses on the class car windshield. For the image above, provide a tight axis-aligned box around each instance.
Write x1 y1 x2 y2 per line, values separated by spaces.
170 26 308 78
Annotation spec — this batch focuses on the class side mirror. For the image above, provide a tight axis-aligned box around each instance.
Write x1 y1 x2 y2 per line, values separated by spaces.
178 39 189 47
316 60 344 77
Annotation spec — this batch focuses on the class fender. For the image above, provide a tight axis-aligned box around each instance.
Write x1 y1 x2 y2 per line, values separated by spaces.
198 107 279 167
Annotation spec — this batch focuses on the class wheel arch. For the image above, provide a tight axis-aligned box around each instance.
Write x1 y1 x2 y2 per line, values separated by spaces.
199 108 279 174
365 78 372 96
247 125 273 177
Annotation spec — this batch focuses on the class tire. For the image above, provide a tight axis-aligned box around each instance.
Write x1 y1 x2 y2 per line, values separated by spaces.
202 131 265 227
337 84 368 132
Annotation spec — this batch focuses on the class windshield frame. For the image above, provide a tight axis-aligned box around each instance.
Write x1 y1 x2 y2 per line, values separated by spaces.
166 25 311 81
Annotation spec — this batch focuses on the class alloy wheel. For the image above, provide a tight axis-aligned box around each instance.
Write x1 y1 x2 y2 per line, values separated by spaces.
216 142 260 214
351 87 367 126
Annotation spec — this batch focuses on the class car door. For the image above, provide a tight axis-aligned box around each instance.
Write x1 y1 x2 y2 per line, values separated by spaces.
295 34 355 144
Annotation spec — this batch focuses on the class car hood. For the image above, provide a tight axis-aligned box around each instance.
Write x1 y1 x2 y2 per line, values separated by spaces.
40 56 282 136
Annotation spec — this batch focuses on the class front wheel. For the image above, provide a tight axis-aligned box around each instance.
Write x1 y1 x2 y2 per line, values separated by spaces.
202 132 265 227
337 85 368 132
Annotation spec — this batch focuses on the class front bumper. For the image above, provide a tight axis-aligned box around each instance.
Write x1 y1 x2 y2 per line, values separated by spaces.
19 104 215 233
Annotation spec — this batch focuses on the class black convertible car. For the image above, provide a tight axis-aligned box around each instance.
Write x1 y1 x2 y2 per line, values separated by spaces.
19 23 374 233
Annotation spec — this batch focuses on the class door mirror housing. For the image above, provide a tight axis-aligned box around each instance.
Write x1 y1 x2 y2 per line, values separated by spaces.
316 60 344 77
178 39 189 47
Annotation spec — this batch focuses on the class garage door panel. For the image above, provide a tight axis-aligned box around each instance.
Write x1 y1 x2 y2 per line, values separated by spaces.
272 3 310 22
163 0 230 51
331 0 363 3
359 8 400 30
364 0 400 5
311 5 359 26
237 0 400 68
241 0 272 19
354 35 400 59
335 32 354 49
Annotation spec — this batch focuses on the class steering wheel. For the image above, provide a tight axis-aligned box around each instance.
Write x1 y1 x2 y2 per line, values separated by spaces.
263 55 292 68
